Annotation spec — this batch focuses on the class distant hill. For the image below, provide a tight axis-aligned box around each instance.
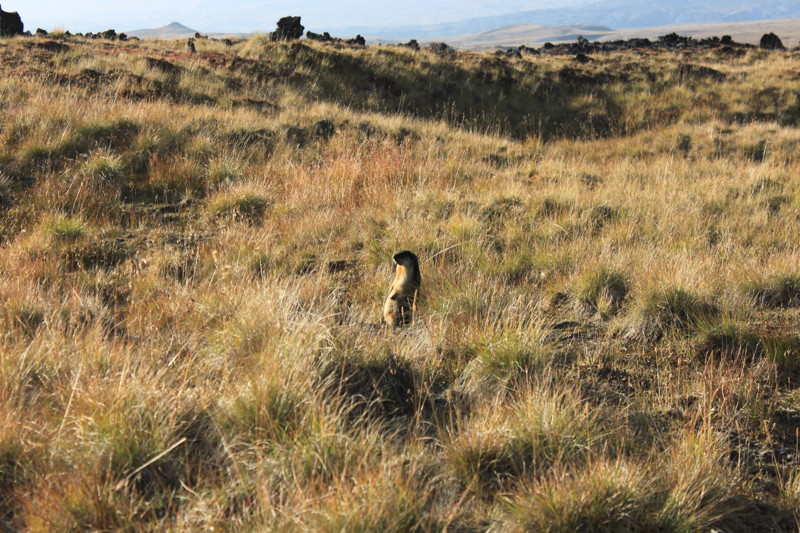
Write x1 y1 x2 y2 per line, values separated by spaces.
324 0 800 40
126 22 248 40
126 22 198 40
448 17 800 49
445 25 615 49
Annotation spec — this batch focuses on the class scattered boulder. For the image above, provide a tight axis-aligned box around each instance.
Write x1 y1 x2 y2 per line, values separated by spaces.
270 16 304 41
195 32 208 40
428 42 454 57
525 32 751 57
306 30 366 47
35 27 47 36
760 32 785 50
99 29 117 40
0 4 23 36
306 30 333 42
401 39 419 50
573 53 591 63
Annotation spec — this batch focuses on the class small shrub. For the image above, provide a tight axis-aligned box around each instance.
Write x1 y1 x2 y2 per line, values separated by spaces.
207 191 270 223
79 153 125 182
207 158 244 184
44 215 86 241
677 133 692 155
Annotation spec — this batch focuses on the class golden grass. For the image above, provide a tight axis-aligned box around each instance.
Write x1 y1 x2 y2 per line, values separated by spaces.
0 34 799 530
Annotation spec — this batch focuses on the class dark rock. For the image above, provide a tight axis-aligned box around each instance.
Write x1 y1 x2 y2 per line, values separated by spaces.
195 32 208 40
270 16 304 41
518 44 538 56
35 27 47 36
526 32 750 57
306 30 332 42
574 53 591 63
347 34 365 46
721 35 733 45
401 39 419 50
100 29 117 40
313 119 336 139
221 38 233 46
760 32 785 50
428 42 453 57
357 121 379 138
0 4 23 36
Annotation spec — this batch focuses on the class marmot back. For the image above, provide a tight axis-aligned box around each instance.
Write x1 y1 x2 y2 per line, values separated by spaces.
383 250 421 327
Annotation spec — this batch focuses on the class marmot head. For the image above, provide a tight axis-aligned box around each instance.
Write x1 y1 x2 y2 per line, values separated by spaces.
392 250 419 268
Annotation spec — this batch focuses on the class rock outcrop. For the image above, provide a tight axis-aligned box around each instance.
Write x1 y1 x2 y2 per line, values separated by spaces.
498 33 756 58
306 30 365 47
759 33 785 50
270 16 304 41
0 4 23 36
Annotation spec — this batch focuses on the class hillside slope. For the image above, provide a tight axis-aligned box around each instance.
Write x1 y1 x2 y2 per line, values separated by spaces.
1 34 800 530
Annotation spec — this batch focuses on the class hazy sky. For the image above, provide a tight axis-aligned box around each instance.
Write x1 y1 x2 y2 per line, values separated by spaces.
12 1 591 33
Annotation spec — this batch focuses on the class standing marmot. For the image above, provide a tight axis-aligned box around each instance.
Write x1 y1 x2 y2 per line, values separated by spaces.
383 250 421 327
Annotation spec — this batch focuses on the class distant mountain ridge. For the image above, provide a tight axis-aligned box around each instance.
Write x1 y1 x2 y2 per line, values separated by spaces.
126 22 247 40
321 0 800 39
448 18 800 49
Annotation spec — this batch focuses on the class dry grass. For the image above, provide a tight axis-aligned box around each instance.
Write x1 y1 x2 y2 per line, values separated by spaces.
0 33 799 531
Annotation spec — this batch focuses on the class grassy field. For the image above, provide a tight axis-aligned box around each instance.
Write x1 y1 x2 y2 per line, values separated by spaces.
1 33 800 531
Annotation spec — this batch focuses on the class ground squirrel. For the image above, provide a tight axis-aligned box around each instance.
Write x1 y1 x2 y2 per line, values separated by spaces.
383 250 421 327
